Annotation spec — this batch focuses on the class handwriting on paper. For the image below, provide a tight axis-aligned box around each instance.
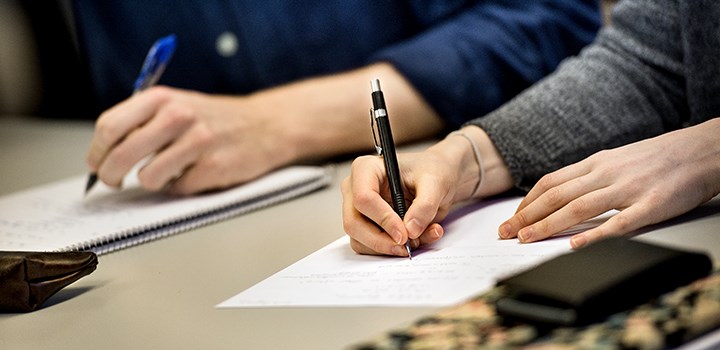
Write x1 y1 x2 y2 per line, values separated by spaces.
218 197 580 308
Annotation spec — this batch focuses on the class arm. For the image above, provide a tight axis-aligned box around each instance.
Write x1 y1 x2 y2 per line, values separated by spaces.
483 0 718 246
343 0 711 254
371 0 601 127
87 63 443 194
86 0 600 195
470 0 687 190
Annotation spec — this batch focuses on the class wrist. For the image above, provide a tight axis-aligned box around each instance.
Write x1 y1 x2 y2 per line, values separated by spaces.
435 126 514 201
426 131 481 202
240 93 302 166
447 130 485 199
462 126 514 197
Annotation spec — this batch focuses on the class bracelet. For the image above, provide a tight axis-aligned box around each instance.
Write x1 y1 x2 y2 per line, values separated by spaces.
448 130 485 198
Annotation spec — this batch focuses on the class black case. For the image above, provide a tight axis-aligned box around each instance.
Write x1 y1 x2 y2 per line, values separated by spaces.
495 237 712 326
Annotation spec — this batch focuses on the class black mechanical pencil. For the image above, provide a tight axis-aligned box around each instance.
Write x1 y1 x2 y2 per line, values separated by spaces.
370 78 412 259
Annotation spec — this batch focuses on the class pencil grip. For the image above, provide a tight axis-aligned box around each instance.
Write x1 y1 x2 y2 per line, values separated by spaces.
372 82 407 221
392 191 407 219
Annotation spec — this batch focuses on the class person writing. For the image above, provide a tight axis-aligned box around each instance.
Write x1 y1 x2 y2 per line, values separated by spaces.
62 1 601 194
341 0 720 256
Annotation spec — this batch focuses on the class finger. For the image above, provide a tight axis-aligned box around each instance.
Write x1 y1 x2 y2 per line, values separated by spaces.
500 172 605 239
404 198 440 240
150 125 219 194
570 202 655 249
350 238 408 257
342 178 406 256
515 187 617 243
416 223 444 246
350 238 379 256
404 165 454 239
87 88 169 171
98 104 194 187
172 155 233 195
403 177 450 240
138 131 206 193
516 161 592 213
349 157 407 245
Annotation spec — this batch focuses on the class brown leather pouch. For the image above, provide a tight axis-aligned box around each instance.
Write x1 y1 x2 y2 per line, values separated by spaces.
0 251 97 312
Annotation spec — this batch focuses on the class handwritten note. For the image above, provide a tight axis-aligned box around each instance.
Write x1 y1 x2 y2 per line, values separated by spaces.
0 166 331 254
218 197 590 308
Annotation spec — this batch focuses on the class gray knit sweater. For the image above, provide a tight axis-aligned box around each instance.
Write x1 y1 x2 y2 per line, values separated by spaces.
471 0 720 191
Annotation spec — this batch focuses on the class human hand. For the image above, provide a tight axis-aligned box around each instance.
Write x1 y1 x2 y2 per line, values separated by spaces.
341 152 453 257
86 86 293 194
342 127 513 256
86 63 446 195
499 118 720 248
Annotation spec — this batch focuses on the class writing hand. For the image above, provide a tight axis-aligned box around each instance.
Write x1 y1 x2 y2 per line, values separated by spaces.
341 127 511 256
341 153 448 256
499 118 720 248
86 63 445 195
86 86 292 194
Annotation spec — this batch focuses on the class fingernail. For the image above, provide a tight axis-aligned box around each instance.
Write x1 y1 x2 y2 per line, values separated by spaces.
499 222 512 239
390 229 403 244
407 218 423 239
410 239 420 249
571 235 587 249
518 227 534 242
433 227 442 238
392 245 406 256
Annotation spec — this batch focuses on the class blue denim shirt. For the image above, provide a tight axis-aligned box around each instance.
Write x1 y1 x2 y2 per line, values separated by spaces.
72 0 600 126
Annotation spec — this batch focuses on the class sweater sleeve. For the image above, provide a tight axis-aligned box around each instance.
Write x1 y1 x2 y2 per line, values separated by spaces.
469 0 688 191
370 0 601 128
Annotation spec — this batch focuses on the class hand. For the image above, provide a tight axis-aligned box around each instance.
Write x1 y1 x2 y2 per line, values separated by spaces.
341 152 454 257
86 63 445 194
499 118 720 248
86 86 292 194
342 127 513 256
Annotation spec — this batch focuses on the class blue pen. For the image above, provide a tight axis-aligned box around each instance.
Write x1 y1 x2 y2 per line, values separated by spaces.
85 34 177 195
132 34 177 92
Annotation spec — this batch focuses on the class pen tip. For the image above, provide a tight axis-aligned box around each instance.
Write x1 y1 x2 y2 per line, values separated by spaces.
405 243 412 260
85 173 97 196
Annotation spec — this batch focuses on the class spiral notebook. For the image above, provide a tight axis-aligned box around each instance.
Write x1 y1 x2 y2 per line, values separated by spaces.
0 166 332 255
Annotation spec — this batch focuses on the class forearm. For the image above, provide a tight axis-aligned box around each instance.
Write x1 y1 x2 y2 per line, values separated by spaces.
245 63 444 163
470 2 687 190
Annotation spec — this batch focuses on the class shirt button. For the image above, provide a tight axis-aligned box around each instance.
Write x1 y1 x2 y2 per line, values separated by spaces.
216 32 239 57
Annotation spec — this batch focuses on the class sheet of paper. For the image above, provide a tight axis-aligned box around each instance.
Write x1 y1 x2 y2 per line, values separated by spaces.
218 197 589 308
0 166 330 253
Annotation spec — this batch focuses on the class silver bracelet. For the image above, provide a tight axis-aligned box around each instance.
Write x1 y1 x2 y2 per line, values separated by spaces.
448 130 485 198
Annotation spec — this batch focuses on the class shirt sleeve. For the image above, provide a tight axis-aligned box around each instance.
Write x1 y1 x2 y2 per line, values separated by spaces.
469 0 688 191
369 0 601 128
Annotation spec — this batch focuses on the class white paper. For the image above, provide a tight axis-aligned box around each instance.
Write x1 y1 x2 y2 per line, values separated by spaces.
0 166 331 254
218 197 594 308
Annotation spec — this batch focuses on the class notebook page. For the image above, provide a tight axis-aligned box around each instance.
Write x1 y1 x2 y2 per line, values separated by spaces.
0 166 331 253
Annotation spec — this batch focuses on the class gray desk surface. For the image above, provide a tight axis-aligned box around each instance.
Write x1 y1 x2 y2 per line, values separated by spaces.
0 116 718 349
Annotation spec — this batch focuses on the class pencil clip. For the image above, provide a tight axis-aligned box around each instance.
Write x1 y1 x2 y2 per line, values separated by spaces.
370 108 382 155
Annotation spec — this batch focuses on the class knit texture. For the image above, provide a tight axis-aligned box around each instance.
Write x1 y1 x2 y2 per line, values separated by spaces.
470 0 720 191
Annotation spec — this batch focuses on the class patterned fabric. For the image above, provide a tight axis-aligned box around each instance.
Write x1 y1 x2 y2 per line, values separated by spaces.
355 273 720 349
